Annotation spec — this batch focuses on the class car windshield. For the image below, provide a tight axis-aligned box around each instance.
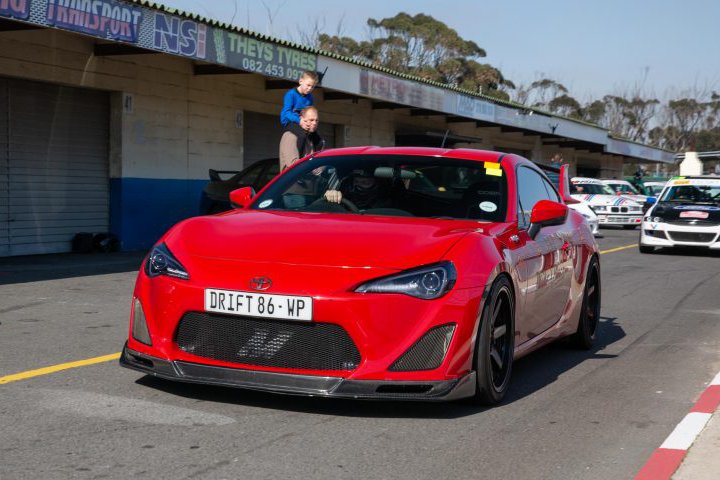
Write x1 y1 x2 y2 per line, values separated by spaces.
571 182 615 195
608 183 640 194
644 184 664 196
250 154 508 221
660 184 720 203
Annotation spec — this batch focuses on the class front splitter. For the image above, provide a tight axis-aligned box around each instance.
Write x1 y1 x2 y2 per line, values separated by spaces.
119 343 476 402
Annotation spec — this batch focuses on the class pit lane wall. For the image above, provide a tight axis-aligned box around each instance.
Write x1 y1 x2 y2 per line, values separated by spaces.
0 0 673 252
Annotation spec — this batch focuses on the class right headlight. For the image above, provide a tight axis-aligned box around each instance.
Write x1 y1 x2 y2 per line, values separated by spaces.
145 243 190 280
355 262 457 300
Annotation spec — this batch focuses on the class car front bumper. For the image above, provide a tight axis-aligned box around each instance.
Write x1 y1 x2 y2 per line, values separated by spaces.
120 343 477 401
596 213 643 226
639 222 720 248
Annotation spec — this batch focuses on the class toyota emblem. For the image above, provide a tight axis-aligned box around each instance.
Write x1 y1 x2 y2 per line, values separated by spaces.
249 276 272 291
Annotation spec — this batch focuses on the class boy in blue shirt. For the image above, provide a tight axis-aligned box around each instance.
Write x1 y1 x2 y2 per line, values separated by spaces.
280 71 318 128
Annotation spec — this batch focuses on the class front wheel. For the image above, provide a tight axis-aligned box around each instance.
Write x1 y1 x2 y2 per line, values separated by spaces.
570 256 601 349
471 276 515 406
639 244 654 254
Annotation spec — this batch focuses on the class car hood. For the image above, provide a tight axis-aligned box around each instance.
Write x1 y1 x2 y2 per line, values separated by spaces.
166 211 480 270
571 194 641 207
652 202 720 223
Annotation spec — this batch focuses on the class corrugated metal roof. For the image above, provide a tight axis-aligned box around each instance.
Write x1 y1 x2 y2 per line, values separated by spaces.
126 0 603 127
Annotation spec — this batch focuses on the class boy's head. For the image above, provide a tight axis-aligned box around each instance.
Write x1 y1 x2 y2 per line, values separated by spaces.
297 71 319 95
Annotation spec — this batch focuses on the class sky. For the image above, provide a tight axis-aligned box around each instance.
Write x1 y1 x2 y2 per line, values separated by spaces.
159 0 720 101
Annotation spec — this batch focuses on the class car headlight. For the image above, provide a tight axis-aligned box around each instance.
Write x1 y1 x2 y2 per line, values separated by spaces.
355 262 457 300
629 206 642 212
652 217 663 223
593 205 607 212
145 243 190 280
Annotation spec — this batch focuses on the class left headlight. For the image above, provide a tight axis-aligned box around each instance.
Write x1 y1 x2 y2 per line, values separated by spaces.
355 262 457 300
145 243 190 280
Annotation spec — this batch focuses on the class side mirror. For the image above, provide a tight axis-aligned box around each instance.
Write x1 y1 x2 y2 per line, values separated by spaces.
528 200 568 239
642 196 657 213
558 164 580 204
229 186 255 209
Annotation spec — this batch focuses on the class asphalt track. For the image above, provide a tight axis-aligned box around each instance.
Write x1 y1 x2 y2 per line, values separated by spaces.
1 228 719 479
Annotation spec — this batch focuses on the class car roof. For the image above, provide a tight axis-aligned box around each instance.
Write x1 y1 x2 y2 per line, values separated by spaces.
312 146 507 164
667 176 720 186
601 179 630 184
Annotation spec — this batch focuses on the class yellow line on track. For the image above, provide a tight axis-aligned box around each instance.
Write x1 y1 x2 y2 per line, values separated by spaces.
599 243 637 255
1 241 639 385
0 352 120 385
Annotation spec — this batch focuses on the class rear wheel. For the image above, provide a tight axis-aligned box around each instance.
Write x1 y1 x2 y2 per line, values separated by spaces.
570 256 601 349
471 276 515 405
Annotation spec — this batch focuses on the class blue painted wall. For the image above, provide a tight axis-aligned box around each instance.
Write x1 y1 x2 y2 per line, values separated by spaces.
110 178 208 251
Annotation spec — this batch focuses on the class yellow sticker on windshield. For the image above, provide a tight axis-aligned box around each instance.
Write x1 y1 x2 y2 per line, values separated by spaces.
484 162 500 169
486 168 502 177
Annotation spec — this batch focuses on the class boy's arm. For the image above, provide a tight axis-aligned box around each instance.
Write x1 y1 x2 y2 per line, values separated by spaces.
280 90 300 126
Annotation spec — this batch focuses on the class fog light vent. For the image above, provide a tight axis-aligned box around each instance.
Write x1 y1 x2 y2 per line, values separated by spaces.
132 298 152 346
389 324 455 372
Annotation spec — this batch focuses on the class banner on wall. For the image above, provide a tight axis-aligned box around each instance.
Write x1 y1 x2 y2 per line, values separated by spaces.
0 0 317 79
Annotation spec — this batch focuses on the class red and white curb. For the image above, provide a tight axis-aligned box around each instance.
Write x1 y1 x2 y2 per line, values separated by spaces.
635 371 720 479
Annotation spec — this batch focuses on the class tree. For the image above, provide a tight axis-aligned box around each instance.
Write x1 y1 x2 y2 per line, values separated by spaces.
316 12 511 97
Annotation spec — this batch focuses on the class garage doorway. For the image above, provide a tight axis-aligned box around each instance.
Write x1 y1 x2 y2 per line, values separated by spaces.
0 77 110 256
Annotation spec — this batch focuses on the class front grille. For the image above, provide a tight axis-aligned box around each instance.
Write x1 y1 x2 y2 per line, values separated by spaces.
175 312 361 371
389 324 455 372
667 232 717 243
667 220 718 227
644 229 667 239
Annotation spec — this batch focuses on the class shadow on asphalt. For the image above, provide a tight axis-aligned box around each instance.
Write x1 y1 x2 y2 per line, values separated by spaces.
0 251 146 285
133 316 626 419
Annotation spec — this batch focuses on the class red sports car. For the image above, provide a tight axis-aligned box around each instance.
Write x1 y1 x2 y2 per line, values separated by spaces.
121 147 600 405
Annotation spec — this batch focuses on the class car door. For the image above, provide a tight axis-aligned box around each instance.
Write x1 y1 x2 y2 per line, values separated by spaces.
514 166 572 341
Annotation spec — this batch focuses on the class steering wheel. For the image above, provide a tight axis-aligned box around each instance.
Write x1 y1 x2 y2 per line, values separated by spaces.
340 198 360 212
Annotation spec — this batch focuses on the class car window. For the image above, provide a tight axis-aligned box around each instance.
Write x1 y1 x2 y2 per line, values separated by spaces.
250 154 507 221
256 161 280 189
571 182 615 195
517 166 553 228
237 161 266 187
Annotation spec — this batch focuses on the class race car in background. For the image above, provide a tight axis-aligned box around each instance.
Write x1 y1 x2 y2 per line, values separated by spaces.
571 177 644 229
601 179 652 204
541 167 601 237
639 176 720 253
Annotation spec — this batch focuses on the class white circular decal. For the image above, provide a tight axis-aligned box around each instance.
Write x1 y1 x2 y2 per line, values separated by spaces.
258 199 273 209
479 201 497 212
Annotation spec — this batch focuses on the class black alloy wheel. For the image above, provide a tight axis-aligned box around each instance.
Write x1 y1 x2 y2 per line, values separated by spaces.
472 276 515 406
571 256 601 349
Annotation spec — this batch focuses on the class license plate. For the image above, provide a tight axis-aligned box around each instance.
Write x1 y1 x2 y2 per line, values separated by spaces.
205 289 313 321
609 216 629 223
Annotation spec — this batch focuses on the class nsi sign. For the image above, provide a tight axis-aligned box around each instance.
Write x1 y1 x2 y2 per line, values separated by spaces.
153 12 207 59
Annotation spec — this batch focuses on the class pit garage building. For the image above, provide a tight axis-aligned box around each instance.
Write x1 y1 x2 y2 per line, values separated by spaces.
0 0 674 256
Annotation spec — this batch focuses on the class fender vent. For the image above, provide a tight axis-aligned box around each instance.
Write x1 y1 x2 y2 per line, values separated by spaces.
389 324 455 372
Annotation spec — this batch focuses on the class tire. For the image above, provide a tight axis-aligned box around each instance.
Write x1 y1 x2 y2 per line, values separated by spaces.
471 276 515 406
622 225 637 230
570 256 601 349
638 244 654 254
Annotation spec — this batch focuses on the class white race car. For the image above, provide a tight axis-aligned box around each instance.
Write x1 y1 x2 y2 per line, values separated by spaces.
571 177 644 229
568 200 601 237
639 176 720 253
601 179 651 204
